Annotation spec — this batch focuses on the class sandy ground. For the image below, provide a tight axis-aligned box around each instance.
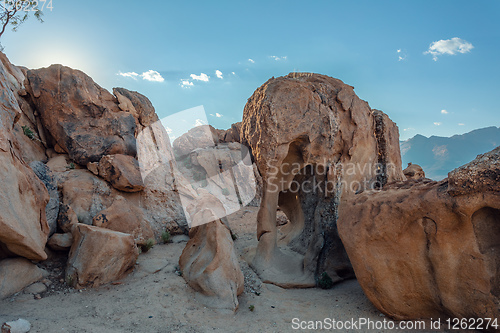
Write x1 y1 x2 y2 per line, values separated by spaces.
0 207 449 333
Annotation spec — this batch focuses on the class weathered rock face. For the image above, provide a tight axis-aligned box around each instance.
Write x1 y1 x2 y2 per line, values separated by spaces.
30 161 59 236
338 146 500 321
448 146 500 196
172 125 221 157
57 203 79 233
0 54 50 261
240 73 404 287
0 258 47 299
66 224 139 289
25 65 137 165
179 220 244 311
113 88 159 128
221 122 242 143
93 196 154 247
56 165 185 242
58 169 125 226
136 119 187 233
97 154 145 192
0 52 185 292
403 162 425 180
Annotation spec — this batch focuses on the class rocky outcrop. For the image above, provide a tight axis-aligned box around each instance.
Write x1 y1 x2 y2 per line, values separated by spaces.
172 125 221 157
168 122 262 229
58 169 123 226
66 224 139 289
25 65 137 165
29 161 59 236
136 119 188 235
179 219 244 311
0 54 50 261
0 258 47 299
0 52 185 292
403 162 425 180
448 146 500 196
93 196 154 247
338 146 500 321
240 73 404 287
113 88 159 128
97 154 144 192
221 122 241 143
56 168 184 241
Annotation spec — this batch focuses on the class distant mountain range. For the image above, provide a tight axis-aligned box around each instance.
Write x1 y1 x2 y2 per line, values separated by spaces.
400 126 500 180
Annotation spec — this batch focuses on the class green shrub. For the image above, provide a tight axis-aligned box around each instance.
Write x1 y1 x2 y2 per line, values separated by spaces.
249 305 255 312
221 188 230 196
66 162 75 170
318 272 334 289
22 125 35 140
161 230 171 243
142 238 155 252
65 274 74 286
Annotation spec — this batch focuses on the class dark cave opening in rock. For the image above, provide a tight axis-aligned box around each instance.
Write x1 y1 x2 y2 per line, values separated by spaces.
471 206 500 297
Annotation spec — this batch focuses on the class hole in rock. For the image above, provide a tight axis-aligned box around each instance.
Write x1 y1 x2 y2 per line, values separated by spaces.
471 206 500 297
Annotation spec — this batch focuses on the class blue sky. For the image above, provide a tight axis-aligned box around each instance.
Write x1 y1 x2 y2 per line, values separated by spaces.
3 0 499 140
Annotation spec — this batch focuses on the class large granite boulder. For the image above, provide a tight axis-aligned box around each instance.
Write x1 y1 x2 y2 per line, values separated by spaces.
338 146 500 321
0 52 50 261
92 196 154 247
403 162 425 180
240 73 404 287
179 219 244 311
25 65 137 165
0 258 47 299
66 224 139 289
97 154 145 192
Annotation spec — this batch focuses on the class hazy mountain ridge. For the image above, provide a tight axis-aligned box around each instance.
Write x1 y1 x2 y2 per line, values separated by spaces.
400 126 500 180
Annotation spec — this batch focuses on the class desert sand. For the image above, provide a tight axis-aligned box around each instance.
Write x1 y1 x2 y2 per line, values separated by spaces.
0 207 450 333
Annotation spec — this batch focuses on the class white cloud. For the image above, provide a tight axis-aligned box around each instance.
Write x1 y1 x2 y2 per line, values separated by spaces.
141 70 165 82
458 123 465 126
248 58 255 63
215 70 223 79
434 122 442 126
190 73 210 82
397 49 407 61
403 127 415 132
181 80 193 87
118 71 139 79
425 37 474 61
231 72 236 75
215 113 222 118
118 70 164 82
441 109 448 114
194 119 207 127
269 55 287 61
